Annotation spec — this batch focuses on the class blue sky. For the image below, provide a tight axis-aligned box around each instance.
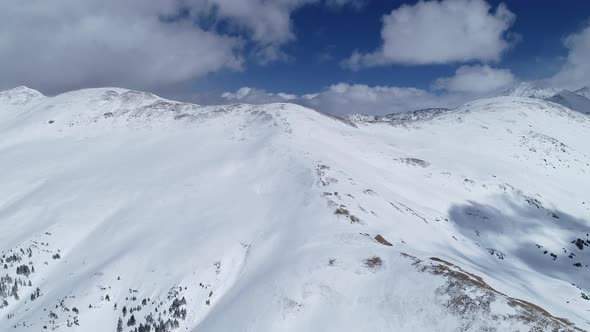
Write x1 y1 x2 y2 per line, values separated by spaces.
197 0 590 95
2 0 590 115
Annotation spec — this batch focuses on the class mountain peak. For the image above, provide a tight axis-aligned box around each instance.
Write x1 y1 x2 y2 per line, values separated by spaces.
1 85 44 95
0 86 44 105
498 82 559 99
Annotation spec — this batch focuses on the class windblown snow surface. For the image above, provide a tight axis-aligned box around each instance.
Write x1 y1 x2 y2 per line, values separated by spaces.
0 86 589 331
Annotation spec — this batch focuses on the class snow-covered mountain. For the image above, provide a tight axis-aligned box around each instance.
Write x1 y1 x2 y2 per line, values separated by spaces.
499 82 590 115
348 82 590 123
574 87 590 99
498 82 560 99
0 87 589 332
0 86 44 106
547 90 590 115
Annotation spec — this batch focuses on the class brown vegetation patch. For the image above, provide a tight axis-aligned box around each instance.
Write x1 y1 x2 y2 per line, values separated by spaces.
334 206 361 224
365 256 383 269
374 234 393 246
409 256 585 331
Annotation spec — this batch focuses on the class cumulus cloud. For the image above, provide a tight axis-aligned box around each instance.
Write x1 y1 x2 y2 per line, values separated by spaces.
433 65 517 94
217 83 471 116
219 87 298 104
0 0 361 94
300 83 468 115
344 0 516 69
0 1 243 93
549 22 590 90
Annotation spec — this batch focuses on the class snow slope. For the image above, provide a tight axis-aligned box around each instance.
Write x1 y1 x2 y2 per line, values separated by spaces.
0 87 589 331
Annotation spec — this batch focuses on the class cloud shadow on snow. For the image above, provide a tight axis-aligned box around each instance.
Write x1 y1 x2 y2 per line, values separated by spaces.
447 196 590 292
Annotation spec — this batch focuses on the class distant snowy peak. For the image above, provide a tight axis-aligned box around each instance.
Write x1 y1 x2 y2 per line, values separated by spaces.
574 86 590 99
499 82 559 99
4 87 200 126
348 108 451 123
547 90 590 115
498 82 590 115
0 86 44 105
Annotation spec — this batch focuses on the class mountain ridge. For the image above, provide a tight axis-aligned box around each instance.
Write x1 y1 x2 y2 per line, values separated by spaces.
0 87 589 331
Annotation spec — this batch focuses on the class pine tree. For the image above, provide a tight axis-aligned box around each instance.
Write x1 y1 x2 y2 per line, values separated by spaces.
11 281 19 300
127 314 136 326
117 317 124 332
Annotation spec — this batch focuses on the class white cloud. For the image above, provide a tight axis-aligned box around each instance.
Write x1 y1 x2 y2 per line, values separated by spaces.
300 83 468 115
222 87 254 100
550 22 590 90
217 83 471 116
198 0 363 64
199 0 306 44
434 65 517 94
220 87 295 104
344 0 516 69
0 0 361 94
277 92 298 100
0 1 243 93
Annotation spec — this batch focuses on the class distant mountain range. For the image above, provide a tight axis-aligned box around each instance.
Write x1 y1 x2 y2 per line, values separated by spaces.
348 82 590 123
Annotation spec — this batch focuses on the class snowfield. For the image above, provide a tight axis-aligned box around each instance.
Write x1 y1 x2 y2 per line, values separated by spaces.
0 86 589 331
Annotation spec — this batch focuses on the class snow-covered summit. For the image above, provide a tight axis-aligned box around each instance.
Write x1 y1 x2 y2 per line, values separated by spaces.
0 87 589 332
498 82 559 99
0 86 44 105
